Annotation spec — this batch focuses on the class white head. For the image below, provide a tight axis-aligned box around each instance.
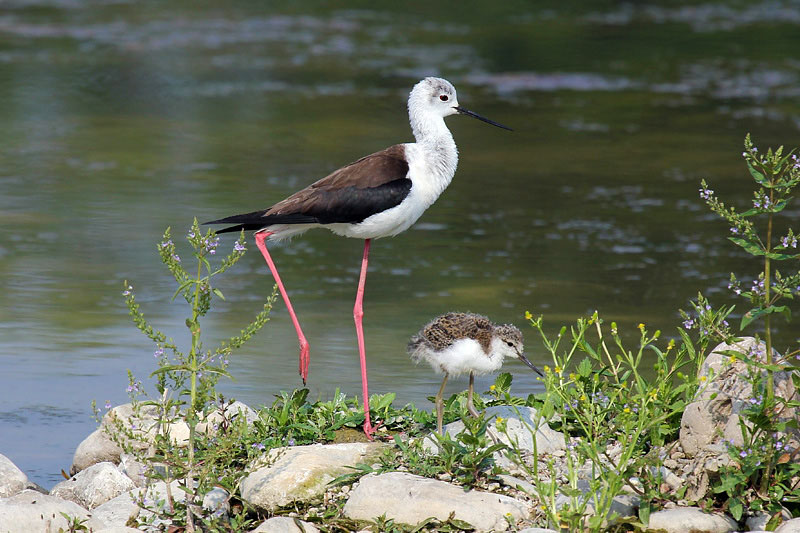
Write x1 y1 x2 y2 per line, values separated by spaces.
408 77 461 120
491 324 543 376
407 77 512 140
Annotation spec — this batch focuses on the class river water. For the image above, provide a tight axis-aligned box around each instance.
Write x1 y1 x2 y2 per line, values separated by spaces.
1 1 799 487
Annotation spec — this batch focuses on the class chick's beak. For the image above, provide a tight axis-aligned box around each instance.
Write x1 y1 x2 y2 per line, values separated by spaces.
517 351 544 377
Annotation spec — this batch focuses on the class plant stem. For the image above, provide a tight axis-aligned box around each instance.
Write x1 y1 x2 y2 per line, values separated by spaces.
760 187 775 497
184 259 203 533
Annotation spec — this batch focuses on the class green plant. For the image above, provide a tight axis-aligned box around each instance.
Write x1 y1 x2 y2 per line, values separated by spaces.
508 312 700 531
692 135 800 519
57 513 89 533
118 219 275 531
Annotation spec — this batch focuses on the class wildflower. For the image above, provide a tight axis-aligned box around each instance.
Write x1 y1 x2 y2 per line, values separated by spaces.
160 240 173 248
683 317 695 329
739 449 748 458
623 407 631 413
234 241 246 252
251 442 265 451
288 438 296 446
543 365 550 373
172 253 181 263
154 347 164 358
730 227 739 235
667 339 675 351
495 417 504 424
554 366 562 375
699 186 714 200
187 230 196 239
104 400 112 410
700 376 707 382
637 323 645 331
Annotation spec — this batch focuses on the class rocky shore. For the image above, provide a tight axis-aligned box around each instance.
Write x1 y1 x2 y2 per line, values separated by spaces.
1 337 799 532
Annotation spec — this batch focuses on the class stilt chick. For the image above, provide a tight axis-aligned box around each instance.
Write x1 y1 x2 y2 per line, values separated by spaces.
408 312 543 434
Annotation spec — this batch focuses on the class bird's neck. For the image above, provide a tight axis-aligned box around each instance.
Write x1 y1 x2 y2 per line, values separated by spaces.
409 113 459 183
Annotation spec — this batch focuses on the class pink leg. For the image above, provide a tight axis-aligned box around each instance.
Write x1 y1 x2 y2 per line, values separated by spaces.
255 232 310 384
354 239 375 438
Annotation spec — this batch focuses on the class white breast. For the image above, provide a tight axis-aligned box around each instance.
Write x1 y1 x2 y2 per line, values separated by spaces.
329 141 457 240
415 338 504 377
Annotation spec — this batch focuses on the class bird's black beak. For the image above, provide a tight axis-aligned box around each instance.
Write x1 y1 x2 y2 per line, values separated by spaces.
455 106 513 131
517 351 544 377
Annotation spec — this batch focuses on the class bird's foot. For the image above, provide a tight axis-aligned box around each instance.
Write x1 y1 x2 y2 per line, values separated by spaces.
298 341 310 385
467 402 481 420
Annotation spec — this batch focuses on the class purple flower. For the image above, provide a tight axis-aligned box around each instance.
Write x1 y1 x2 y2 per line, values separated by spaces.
172 254 181 263
288 438 296 446
234 241 246 252
699 187 714 200
252 442 265 451
160 240 173 248
683 318 695 329
104 400 112 409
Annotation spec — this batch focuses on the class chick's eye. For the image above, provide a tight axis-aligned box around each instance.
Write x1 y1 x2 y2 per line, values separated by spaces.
439 94 449 101
506 341 514 347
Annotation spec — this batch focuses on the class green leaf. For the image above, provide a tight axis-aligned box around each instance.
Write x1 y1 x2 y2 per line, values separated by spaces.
741 305 792 329
746 160 768 186
729 497 743 521
212 288 225 300
577 357 592 378
728 236 765 256
494 372 512 392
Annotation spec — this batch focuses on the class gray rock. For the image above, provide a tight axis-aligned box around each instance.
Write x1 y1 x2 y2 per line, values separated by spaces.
645 507 737 533
85 491 139 530
518 529 559 533
51 461 136 510
250 516 321 533
93 528 142 533
342 472 530 532
776 517 800 533
203 486 230 519
424 405 565 458
496 474 536 495
680 338 797 457
0 454 28 498
241 443 384 512
0 489 91 532
71 428 126 476
554 479 639 527
117 453 148 487
198 400 259 433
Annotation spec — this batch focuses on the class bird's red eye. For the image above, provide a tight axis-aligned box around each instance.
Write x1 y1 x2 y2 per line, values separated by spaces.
439 94 449 101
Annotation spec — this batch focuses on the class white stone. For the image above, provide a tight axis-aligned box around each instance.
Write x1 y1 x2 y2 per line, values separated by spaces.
776 517 800 533
343 472 530 532
198 401 259 433
51 461 136 510
680 338 797 457
85 491 139 530
554 479 639 526
117 453 148 487
0 489 91 532
71 428 126 476
645 507 737 533
93 528 142 533
240 442 384 512
250 516 321 533
424 405 565 457
518 529 559 533
203 486 230 518
0 454 28 498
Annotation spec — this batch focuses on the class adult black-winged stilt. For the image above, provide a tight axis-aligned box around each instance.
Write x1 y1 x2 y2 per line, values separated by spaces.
408 312 543 435
205 77 511 438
